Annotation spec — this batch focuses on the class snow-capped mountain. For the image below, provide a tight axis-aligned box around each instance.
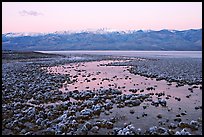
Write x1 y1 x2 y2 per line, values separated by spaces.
2 28 152 37
2 28 179 38
2 29 202 51
3 32 49 37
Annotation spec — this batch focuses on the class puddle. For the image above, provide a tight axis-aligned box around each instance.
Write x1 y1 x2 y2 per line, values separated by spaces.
44 59 202 134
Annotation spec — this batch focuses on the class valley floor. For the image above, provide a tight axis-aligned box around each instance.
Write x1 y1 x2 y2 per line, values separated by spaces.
2 51 202 135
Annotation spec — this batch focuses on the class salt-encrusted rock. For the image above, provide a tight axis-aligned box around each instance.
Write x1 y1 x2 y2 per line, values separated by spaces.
132 99 142 106
174 118 182 122
158 99 167 106
117 103 125 108
54 122 67 132
111 89 122 95
178 122 191 128
168 123 177 129
157 127 168 135
83 122 92 130
116 124 136 135
130 95 138 100
94 120 113 129
90 126 99 133
113 127 121 135
79 108 94 119
181 112 187 116
69 119 78 128
104 102 113 110
105 121 114 129
92 104 102 115
148 126 158 135
190 120 200 130
125 99 141 106
147 126 168 135
57 113 68 122
175 128 191 135
109 117 116 123
197 117 202 123
142 112 147 117
36 118 43 125
104 110 110 115
76 123 89 135
135 128 142 135
151 101 159 107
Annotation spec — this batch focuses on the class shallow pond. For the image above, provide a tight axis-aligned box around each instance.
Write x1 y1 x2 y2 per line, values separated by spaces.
46 60 202 135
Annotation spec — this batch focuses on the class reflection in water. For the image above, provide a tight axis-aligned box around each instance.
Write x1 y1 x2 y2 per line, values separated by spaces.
45 60 202 134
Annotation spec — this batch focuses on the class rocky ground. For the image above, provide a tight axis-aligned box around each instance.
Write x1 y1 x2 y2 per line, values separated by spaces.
2 51 202 135
107 57 202 85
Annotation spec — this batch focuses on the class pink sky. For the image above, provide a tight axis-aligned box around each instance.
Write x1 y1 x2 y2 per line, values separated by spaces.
2 2 202 33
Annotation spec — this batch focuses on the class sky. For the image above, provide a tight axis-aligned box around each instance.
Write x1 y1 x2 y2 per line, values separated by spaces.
2 2 202 33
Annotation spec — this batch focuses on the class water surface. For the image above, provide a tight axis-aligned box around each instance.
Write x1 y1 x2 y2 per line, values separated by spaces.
45 60 202 134
38 51 202 58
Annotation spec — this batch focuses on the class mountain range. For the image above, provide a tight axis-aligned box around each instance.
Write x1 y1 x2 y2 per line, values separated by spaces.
2 29 202 51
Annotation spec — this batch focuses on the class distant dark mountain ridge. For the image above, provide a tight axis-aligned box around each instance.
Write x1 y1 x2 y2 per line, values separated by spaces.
2 29 202 51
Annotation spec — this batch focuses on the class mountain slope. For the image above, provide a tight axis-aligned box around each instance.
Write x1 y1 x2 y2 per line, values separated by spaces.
2 29 202 51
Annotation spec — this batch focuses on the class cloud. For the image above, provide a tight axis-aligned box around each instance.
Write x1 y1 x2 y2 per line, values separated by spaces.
19 10 43 16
